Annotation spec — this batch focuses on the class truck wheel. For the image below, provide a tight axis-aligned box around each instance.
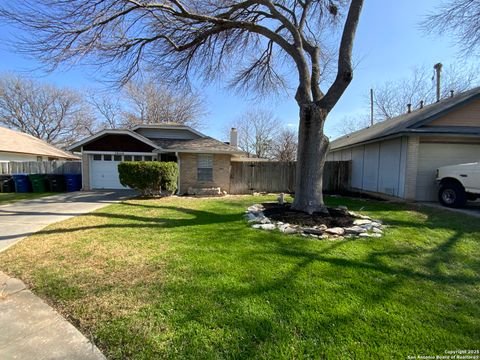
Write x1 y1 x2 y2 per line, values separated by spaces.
438 182 467 208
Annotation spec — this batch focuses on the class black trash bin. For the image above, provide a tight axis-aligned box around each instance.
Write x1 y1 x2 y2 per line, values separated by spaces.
0 175 14 193
47 174 66 192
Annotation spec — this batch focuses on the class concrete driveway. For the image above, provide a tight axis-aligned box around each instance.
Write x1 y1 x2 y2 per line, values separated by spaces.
0 190 135 252
420 200 480 218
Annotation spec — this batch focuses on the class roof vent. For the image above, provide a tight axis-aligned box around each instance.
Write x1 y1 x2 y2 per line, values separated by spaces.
450 90 454 98
407 104 412 113
420 100 424 109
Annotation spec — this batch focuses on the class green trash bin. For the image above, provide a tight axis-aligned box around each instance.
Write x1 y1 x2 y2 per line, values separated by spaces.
28 174 48 193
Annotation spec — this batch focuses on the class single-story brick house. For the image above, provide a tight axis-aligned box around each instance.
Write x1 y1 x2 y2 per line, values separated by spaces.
67 124 242 193
327 87 480 201
0 126 79 162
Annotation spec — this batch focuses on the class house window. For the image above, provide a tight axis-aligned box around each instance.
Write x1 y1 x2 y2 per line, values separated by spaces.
93 154 102 161
113 155 122 161
144 155 153 161
103 155 112 161
37 156 43 162
197 154 213 181
134 155 143 161
124 155 132 161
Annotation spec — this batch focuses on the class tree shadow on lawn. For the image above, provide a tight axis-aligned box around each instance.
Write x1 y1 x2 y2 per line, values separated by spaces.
141 230 479 358
12 199 479 357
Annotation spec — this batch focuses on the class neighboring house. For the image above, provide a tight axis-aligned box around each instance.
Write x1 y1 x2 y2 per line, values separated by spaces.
327 87 480 202
67 124 243 193
0 126 79 162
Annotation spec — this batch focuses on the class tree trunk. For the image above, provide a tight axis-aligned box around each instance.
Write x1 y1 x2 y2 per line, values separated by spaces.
292 103 329 214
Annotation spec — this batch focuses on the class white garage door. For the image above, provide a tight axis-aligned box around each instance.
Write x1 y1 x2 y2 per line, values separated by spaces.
90 154 128 189
416 142 480 201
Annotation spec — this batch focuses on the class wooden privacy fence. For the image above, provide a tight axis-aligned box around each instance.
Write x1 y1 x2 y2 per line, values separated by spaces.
0 161 81 175
230 160 351 194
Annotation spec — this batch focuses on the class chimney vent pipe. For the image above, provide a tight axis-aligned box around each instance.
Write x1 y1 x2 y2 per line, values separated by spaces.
407 104 412 113
433 63 443 102
230 127 238 148
420 100 424 109
450 90 454 98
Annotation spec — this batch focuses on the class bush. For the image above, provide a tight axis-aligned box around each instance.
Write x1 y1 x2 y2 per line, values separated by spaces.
118 161 178 196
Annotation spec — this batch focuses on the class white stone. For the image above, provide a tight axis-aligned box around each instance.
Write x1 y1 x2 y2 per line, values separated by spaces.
337 205 348 211
282 226 298 234
371 233 382 238
358 233 372 238
371 222 382 228
248 204 265 213
344 226 367 234
353 219 373 226
252 223 276 230
325 227 345 236
372 227 383 234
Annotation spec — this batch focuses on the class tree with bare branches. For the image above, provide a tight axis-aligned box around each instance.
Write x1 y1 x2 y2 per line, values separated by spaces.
273 128 298 161
372 64 479 120
123 80 206 128
229 109 279 159
422 0 480 57
0 0 364 213
0 73 95 147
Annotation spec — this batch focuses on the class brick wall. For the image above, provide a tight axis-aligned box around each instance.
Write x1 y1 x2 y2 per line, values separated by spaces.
178 153 232 194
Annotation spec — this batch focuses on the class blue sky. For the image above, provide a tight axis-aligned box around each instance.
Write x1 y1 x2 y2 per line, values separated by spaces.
0 0 472 142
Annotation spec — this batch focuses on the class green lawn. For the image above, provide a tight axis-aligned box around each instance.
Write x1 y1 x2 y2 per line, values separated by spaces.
0 192 56 205
0 195 479 359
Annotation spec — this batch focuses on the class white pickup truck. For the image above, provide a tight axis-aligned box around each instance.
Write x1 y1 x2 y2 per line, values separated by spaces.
436 162 480 207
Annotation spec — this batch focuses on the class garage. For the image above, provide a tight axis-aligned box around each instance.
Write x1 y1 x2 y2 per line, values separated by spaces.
415 142 480 201
89 153 155 189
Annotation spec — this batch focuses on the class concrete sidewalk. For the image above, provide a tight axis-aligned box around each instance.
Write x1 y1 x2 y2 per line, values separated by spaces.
0 190 136 359
0 190 135 252
0 272 105 360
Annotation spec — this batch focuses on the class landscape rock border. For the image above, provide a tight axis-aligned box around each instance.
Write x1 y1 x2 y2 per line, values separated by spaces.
245 203 385 240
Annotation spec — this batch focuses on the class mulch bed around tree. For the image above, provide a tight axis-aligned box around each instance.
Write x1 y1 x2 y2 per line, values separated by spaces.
262 203 355 228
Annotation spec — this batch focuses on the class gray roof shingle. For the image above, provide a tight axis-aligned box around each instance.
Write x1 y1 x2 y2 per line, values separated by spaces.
152 137 242 154
330 87 480 150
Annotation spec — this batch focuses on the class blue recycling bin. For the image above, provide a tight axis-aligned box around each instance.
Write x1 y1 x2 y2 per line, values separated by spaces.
65 174 82 192
12 174 32 193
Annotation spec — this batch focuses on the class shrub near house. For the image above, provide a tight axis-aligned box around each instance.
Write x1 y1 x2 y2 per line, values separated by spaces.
118 161 178 196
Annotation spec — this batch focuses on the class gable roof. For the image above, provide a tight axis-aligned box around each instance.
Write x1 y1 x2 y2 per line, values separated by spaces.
330 87 480 151
67 126 243 154
0 127 79 160
67 129 160 152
